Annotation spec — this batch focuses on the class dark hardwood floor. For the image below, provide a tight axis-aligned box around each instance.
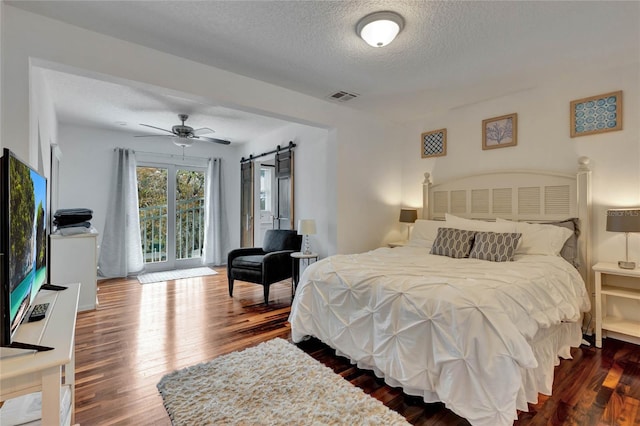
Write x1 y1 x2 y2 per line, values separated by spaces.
74 270 640 425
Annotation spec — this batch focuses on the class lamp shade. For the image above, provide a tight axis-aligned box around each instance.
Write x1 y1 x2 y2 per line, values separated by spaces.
606 209 640 232
399 209 418 224
297 219 316 235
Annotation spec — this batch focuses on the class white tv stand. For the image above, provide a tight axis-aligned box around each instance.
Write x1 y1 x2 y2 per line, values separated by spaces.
0 283 80 425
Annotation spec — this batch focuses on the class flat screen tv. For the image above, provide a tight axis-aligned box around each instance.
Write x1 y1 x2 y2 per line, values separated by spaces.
0 148 49 349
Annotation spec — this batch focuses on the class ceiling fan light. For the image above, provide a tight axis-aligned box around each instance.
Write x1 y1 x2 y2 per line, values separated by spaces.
173 136 193 148
357 11 404 48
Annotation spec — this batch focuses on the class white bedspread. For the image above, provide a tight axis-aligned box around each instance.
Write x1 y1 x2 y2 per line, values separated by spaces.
289 246 590 426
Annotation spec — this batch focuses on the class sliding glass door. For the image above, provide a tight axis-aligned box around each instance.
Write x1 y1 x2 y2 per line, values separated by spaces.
137 163 206 271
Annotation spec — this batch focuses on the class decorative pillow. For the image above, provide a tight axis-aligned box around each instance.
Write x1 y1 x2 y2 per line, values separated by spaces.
445 213 517 233
407 219 444 249
469 232 522 262
542 218 580 267
429 227 476 258
496 218 574 256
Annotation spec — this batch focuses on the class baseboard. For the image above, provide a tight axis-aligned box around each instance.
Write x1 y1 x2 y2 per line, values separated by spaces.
603 331 640 347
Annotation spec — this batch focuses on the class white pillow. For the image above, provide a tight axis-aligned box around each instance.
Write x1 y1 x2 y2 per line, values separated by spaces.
407 219 443 249
445 213 517 233
496 218 573 256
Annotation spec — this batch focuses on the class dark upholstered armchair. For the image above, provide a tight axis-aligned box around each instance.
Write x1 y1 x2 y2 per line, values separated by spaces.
227 229 302 305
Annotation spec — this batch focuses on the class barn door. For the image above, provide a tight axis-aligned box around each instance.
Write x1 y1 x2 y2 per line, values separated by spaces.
274 150 294 230
240 161 254 247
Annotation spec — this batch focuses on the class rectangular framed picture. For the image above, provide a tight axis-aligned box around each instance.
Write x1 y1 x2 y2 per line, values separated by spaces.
421 128 447 158
570 90 622 138
482 113 517 150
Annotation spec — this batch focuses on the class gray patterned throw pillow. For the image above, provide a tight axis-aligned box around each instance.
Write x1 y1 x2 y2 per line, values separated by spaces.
469 232 522 262
429 228 476 258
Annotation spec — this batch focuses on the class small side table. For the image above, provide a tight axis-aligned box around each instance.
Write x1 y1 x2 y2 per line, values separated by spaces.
592 262 640 348
291 252 319 294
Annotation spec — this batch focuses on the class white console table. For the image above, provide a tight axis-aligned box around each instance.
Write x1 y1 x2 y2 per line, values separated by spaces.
0 283 80 425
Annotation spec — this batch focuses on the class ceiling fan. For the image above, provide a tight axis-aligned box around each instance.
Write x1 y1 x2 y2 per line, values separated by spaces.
135 114 231 147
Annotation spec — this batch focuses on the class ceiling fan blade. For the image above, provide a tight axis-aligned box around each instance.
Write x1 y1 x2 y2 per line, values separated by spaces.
196 135 231 145
134 134 173 138
139 123 175 134
193 127 215 136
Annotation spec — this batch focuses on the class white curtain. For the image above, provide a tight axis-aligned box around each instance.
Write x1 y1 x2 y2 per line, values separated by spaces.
98 148 144 277
202 158 229 265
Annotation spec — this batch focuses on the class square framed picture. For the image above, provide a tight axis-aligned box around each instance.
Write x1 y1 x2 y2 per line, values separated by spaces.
570 90 622 137
482 113 517 150
421 128 447 158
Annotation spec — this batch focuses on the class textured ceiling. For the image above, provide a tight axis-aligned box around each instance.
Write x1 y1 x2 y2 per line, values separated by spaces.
38 68 293 144
8 1 640 138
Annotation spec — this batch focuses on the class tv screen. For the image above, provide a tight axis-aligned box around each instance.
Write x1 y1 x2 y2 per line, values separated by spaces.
0 148 48 346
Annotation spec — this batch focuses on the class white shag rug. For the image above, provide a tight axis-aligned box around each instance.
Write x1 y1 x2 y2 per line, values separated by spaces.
157 338 411 425
137 267 217 284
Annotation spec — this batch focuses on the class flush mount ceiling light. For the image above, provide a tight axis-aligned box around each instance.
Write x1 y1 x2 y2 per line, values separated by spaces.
356 11 404 48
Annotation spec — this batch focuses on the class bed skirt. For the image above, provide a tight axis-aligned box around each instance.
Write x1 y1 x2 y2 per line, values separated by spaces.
324 320 582 419
517 320 582 410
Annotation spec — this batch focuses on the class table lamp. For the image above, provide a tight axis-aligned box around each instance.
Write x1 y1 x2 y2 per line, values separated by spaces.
606 208 640 269
297 219 316 255
399 208 418 240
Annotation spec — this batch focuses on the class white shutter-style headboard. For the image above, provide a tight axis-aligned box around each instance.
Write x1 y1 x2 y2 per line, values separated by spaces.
425 171 579 221
422 157 593 299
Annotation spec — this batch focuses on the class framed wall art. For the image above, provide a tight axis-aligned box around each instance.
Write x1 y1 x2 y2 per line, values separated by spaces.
482 113 517 150
421 128 447 158
570 90 622 138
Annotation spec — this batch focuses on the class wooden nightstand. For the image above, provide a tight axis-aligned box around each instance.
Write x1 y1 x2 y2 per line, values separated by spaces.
592 262 640 348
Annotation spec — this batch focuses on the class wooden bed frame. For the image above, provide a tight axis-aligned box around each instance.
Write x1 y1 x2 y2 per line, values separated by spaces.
421 157 593 303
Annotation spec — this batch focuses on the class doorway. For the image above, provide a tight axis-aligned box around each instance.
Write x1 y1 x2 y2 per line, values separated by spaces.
240 161 254 247
274 150 294 231
254 159 275 246
240 148 294 247
137 163 206 271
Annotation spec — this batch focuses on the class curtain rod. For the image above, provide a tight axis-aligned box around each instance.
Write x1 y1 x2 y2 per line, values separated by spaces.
240 141 296 163
115 148 218 163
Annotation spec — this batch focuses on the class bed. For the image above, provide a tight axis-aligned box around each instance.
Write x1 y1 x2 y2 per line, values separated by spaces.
288 158 593 426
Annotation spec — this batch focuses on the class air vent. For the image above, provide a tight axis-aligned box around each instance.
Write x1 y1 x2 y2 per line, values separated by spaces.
327 90 359 102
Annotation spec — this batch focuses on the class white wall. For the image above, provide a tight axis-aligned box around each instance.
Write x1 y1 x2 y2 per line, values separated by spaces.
0 63 58 175
239 123 330 258
30 67 57 177
399 61 640 267
1 5 403 257
398 60 640 333
55 124 242 256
